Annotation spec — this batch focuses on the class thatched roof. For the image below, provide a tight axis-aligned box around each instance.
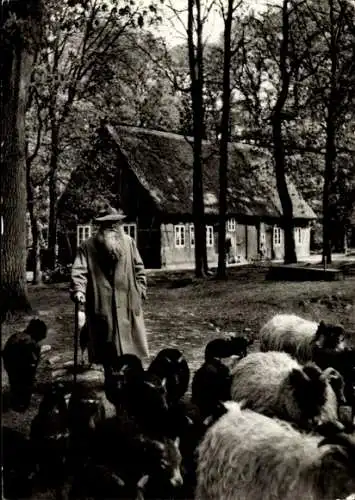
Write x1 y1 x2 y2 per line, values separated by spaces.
107 125 316 220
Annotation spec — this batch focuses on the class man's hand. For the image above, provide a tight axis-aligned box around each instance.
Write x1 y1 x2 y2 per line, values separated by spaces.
73 291 86 304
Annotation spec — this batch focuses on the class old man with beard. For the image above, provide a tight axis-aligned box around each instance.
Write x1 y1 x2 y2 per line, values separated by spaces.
70 206 149 372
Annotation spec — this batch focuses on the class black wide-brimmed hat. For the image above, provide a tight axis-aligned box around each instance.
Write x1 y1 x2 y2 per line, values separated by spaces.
94 205 126 223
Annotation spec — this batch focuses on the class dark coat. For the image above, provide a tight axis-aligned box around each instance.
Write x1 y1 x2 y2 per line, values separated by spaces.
70 233 149 363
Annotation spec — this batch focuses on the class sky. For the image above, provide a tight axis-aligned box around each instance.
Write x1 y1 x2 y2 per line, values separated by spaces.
151 0 272 47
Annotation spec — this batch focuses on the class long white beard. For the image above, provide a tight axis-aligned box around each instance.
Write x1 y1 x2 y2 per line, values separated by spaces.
97 228 123 261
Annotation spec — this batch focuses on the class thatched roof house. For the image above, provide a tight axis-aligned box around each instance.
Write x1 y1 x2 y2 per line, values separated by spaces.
106 125 316 220
59 124 316 269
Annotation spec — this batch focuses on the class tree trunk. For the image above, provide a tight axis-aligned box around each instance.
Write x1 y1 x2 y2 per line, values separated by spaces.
0 1 42 320
26 167 42 284
47 116 59 270
217 0 233 279
271 0 297 265
322 110 336 265
322 0 337 266
272 118 297 263
188 0 208 278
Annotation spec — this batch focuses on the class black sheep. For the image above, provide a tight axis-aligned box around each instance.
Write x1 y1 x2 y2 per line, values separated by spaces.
104 353 144 408
30 382 70 487
191 358 232 417
204 334 253 363
147 348 190 405
2 318 47 411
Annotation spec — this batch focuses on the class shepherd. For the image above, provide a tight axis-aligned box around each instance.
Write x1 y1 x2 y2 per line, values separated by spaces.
69 205 149 373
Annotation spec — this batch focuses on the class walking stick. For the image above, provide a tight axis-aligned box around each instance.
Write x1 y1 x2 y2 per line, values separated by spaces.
73 300 79 387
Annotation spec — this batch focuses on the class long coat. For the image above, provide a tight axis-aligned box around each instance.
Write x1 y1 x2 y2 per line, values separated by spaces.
70 233 149 363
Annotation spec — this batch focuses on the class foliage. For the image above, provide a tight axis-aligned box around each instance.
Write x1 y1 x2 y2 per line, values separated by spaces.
42 263 72 283
25 0 169 267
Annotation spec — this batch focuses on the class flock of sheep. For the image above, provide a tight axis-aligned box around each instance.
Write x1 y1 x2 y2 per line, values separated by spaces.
2 313 355 500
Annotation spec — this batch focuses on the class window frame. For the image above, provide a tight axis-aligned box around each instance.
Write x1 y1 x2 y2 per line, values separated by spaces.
123 223 137 242
206 225 214 248
273 226 282 247
294 227 302 245
174 224 186 248
227 218 236 232
77 224 92 247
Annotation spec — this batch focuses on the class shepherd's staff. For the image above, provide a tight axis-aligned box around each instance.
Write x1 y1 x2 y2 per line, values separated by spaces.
73 300 80 387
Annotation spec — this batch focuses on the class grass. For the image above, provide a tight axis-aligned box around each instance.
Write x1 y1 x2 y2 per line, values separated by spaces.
1 264 355 497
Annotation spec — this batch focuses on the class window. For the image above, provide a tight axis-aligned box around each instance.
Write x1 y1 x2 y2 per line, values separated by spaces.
77 224 92 247
123 223 137 241
294 227 302 245
190 224 195 247
227 218 236 232
273 226 282 246
206 226 214 247
175 225 185 248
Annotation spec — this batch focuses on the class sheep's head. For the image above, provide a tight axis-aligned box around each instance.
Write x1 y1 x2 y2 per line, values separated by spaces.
315 322 347 351
26 318 47 342
289 365 327 419
321 367 346 404
142 436 183 489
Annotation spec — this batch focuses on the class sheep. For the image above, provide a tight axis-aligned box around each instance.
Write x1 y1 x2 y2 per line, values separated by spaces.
67 384 109 469
195 400 355 500
147 348 190 404
165 400 228 499
104 353 144 407
230 351 344 433
128 371 170 436
259 313 347 363
30 382 70 487
191 358 232 418
92 415 183 498
313 347 355 413
2 318 47 412
204 335 253 363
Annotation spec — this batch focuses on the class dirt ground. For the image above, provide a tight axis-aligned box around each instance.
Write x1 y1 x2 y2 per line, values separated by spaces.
2 264 355 437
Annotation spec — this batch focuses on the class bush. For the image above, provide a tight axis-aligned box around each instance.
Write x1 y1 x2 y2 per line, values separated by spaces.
43 264 72 284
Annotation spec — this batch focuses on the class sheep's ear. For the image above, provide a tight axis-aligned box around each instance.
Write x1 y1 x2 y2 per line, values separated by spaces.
185 415 194 426
288 368 308 388
111 473 125 487
302 363 322 380
174 436 180 448
137 474 150 489
161 377 167 389
152 439 165 451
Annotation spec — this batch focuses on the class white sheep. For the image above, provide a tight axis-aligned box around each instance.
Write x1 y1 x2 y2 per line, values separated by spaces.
259 313 346 363
230 351 343 432
195 400 355 500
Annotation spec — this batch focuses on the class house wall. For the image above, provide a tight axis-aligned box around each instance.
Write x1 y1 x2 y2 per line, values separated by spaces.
160 223 217 269
270 225 311 260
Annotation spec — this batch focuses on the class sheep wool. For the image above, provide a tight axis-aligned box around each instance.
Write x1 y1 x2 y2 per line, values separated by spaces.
230 351 341 430
195 401 355 500
259 314 344 363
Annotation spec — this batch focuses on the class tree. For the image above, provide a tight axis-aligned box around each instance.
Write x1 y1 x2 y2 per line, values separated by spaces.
163 0 215 277
295 0 355 263
29 0 163 269
269 0 297 264
0 0 42 320
187 0 210 276
216 0 243 278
